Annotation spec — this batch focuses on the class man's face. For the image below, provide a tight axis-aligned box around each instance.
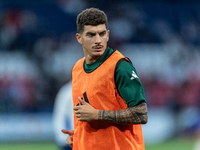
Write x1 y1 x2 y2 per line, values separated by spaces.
76 24 109 64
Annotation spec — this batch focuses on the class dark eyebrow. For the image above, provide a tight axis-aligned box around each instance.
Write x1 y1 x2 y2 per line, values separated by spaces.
99 30 107 34
102 30 107 32
86 32 96 36
85 30 107 37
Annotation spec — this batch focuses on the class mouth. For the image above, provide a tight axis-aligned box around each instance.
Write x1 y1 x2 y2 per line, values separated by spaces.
93 45 103 51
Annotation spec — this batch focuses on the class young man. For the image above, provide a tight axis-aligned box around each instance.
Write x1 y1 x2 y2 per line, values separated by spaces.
62 8 148 150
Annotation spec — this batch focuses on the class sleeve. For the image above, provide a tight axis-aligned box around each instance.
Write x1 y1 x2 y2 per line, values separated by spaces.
115 59 146 107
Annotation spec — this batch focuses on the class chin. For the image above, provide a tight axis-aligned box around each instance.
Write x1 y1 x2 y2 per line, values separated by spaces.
94 51 104 57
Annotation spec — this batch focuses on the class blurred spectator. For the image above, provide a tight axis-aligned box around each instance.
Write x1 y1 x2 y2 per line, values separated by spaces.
55 0 88 15
53 80 73 150
0 8 38 50
0 51 38 112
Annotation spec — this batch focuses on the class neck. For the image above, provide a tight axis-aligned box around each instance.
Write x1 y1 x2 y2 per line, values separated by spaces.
85 56 100 64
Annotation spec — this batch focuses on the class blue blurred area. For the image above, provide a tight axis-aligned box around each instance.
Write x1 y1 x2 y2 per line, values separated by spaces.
2 1 76 34
0 0 200 146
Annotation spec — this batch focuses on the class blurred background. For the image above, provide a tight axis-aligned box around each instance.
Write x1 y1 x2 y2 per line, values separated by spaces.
0 0 200 149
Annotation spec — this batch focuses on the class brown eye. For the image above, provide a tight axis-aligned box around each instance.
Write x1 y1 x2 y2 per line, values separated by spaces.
99 31 106 36
88 33 95 37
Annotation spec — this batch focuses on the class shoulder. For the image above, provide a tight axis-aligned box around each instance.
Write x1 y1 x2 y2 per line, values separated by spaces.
115 58 140 83
72 57 85 70
115 58 136 74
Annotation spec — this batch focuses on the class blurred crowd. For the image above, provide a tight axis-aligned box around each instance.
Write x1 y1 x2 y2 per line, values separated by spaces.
0 0 199 132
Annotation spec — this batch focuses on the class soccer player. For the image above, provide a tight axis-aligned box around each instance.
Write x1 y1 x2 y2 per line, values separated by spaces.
62 7 148 150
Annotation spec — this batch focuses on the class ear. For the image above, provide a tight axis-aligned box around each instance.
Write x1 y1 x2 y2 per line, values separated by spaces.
76 33 83 45
107 30 110 42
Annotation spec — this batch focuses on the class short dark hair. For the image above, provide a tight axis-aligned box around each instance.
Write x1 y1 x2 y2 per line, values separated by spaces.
76 8 108 34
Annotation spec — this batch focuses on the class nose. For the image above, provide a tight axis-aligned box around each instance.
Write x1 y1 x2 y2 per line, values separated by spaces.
95 34 101 44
